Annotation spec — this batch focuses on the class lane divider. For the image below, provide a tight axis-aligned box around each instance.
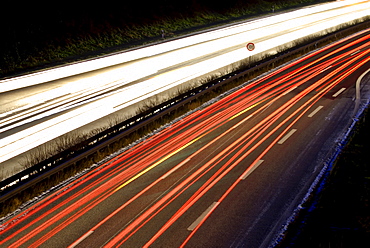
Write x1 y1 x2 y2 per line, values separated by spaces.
239 160 264 180
277 129 297 145
187 202 220 231
332 87 346 98
308 105 324 118
160 158 191 180
69 230 94 248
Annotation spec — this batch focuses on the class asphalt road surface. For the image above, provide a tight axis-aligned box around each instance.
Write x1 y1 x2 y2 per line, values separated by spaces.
1 28 369 248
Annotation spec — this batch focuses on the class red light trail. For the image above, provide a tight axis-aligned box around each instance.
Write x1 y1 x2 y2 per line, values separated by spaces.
1 28 369 248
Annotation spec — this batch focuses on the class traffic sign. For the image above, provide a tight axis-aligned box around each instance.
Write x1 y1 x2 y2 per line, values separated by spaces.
246 43 255 51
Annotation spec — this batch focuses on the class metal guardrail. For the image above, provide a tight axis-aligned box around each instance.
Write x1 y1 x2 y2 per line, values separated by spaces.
1 20 369 204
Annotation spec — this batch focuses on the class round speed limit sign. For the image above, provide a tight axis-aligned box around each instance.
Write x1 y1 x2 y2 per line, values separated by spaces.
246 42 255 51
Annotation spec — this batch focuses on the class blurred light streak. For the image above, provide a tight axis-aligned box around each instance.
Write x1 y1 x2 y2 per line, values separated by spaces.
1 1 370 164
180 52 370 248
1 26 369 247
109 54 346 245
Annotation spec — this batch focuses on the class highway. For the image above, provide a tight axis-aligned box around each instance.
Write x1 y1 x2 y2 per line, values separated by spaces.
1 0 369 174
1 27 369 247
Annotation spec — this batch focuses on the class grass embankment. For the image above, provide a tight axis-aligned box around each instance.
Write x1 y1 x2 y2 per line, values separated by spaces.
0 0 327 77
277 107 370 247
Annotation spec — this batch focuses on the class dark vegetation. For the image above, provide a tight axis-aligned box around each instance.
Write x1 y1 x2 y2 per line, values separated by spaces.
0 0 328 77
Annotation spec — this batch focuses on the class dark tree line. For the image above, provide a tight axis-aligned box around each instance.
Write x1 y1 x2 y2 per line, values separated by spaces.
2 0 247 45
0 0 326 75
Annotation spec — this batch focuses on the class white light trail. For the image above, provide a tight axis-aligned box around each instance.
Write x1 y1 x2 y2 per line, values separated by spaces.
0 0 369 166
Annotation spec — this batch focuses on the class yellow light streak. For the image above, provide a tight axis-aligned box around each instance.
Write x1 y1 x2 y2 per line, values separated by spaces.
229 102 260 120
114 136 203 192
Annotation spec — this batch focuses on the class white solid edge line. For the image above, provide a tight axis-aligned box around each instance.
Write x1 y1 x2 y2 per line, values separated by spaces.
187 202 220 231
240 160 264 180
308 105 324 118
278 129 297 145
332 87 346 98
68 231 94 248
